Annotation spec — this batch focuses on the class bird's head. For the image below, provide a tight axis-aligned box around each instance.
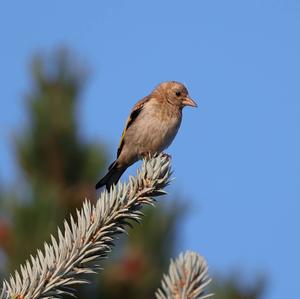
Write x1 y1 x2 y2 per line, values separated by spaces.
153 81 197 109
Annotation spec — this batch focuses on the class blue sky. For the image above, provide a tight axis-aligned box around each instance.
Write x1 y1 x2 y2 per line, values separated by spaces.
1 1 300 298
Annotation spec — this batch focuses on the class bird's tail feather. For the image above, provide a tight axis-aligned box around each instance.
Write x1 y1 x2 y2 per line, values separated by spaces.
95 161 126 190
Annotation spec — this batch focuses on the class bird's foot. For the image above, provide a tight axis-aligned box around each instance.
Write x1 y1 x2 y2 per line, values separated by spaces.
140 152 151 160
161 152 172 159
140 152 172 160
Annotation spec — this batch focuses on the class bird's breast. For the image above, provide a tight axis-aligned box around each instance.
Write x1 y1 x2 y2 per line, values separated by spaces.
130 106 182 155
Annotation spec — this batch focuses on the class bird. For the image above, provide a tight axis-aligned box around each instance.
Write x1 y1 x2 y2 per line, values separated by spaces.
95 81 197 190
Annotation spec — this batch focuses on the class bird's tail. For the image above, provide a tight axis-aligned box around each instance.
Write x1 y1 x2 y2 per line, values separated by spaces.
95 160 126 191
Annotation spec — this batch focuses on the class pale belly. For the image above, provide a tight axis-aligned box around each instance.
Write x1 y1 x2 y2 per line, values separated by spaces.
130 114 181 155
122 111 182 163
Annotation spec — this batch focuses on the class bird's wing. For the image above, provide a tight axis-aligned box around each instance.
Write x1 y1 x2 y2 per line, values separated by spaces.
116 96 150 159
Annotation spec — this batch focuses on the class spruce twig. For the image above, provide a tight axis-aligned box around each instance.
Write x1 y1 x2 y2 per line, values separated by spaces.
156 251 213 299
0 154 171 299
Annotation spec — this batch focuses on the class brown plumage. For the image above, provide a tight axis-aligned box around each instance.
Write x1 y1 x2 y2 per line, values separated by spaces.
95 81 197 190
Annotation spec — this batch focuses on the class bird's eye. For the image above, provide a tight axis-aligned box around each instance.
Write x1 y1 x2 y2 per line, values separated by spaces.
175 91 181 97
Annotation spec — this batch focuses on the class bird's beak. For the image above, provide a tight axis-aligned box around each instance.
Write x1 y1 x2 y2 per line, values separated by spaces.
182 96 197 107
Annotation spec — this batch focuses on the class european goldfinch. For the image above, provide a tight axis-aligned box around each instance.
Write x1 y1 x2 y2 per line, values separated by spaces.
96 81 197 190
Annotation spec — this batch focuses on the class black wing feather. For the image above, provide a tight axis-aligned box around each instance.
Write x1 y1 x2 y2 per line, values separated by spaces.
116 96 149 158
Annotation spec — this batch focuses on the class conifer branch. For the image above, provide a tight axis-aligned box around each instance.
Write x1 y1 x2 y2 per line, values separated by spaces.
0 154 171 299
156 251 213 299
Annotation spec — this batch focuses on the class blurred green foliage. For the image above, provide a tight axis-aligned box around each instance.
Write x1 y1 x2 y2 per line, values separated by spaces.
6 49 107 270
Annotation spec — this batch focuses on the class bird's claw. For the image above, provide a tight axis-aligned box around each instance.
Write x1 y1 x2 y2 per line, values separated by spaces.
161 152 172 159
